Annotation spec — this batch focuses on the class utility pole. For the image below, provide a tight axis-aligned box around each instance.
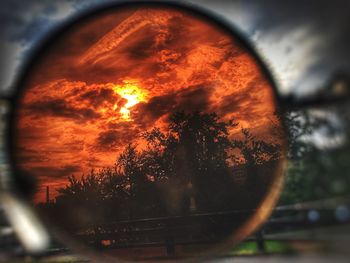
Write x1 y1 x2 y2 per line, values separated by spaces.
46 186 50 204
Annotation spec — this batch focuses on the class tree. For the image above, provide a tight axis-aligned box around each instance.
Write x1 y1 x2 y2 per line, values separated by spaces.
275 109 350 204
144 111 238 212
57 170 104 204
232 128 281 166
230 127 282 207
52 110 284 220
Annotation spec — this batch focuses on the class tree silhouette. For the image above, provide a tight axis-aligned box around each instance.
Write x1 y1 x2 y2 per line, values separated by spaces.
140 111 239 212
231 127 282 206
52 111 283 221
232 128 281 166
57 171 104 205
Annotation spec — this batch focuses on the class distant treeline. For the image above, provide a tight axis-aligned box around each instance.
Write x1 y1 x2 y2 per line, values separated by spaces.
39 111 282 229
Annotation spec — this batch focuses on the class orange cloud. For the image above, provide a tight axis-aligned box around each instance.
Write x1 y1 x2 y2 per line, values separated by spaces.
15 7 279 202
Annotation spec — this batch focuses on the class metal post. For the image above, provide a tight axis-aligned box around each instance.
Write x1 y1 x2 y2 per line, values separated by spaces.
46 186 49 204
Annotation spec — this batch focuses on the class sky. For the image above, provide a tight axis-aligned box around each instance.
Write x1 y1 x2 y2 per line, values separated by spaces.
1 0 350 97
12 5 278 202
0 1 349 201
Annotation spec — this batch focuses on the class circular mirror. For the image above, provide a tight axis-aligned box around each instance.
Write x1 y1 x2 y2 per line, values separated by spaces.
9 2 286 261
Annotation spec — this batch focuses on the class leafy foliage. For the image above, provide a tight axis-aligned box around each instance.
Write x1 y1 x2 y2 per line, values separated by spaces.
49 111 282 224
279 108 350 204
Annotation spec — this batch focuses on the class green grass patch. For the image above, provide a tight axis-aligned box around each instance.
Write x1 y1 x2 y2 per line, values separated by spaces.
227 240 292 256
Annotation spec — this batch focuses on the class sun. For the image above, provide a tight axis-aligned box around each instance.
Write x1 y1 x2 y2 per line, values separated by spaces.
113 80 148 120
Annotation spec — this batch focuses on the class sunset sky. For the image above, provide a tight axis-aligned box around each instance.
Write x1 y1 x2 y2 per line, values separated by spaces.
15 6 278 202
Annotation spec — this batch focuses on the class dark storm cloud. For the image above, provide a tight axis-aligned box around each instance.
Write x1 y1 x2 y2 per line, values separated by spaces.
69 0 114 11
17 155 49 164
132 94 176 124
15 146 50 164
243 1 350 33
217 93 260 118
14 125 44 141
175 85 213 112
0 0 71 92
244 0 350 92
79 87 117 107
3 0 350 96
0 0 60 44
95 123 138 151
28 98 100 121
126 28 157 60
132 84 212 126
30 164 81 179
218 93 249 116
96 130 122 150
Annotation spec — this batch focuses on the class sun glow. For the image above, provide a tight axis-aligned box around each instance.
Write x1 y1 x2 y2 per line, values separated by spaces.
113 80 147 120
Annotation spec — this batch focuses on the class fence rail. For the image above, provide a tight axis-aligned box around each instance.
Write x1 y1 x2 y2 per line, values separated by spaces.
0 197 349 256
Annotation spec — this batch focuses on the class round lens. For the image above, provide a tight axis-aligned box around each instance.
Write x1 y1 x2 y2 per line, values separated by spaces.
11 3 286 261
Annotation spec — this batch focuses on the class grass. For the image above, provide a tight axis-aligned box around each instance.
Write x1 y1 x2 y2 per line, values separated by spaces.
228 240 292 256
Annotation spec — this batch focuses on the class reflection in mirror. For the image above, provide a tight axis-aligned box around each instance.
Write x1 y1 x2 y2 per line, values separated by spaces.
12 5 286 260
